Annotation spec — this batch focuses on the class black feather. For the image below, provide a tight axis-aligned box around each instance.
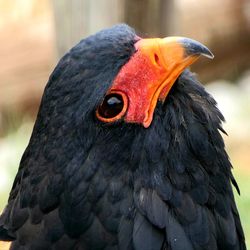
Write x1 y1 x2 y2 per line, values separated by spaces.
133 212 164 250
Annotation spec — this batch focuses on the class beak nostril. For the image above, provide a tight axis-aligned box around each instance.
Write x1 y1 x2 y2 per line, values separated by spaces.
154 53 161 67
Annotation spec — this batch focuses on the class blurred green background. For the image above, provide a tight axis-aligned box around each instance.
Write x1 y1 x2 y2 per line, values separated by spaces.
0 0 250 248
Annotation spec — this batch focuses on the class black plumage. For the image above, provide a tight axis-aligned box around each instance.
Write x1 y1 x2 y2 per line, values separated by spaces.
0 24 246 250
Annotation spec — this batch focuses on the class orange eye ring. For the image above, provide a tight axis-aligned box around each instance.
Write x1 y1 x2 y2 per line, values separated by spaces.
96 90 128 123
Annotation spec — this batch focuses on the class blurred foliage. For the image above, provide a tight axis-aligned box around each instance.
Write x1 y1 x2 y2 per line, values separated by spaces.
0 121 33 207
234 169 250 249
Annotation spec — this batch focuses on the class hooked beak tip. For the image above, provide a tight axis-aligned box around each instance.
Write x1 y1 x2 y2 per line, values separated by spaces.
178 37 214 59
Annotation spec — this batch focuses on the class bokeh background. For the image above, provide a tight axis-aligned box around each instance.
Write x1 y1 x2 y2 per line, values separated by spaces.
0 0 250 247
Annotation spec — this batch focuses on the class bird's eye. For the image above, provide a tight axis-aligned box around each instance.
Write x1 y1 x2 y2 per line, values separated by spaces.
96 91 128 123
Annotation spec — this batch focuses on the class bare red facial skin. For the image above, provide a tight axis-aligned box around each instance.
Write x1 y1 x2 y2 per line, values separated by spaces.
110 46 166 128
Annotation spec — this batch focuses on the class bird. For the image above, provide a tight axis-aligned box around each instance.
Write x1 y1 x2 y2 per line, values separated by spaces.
0 24 246 250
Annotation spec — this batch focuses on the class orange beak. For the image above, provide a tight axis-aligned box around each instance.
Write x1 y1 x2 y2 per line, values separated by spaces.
110 37 213 128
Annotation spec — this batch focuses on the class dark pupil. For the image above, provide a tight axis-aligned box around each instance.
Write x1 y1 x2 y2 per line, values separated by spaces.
98 93 124 119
